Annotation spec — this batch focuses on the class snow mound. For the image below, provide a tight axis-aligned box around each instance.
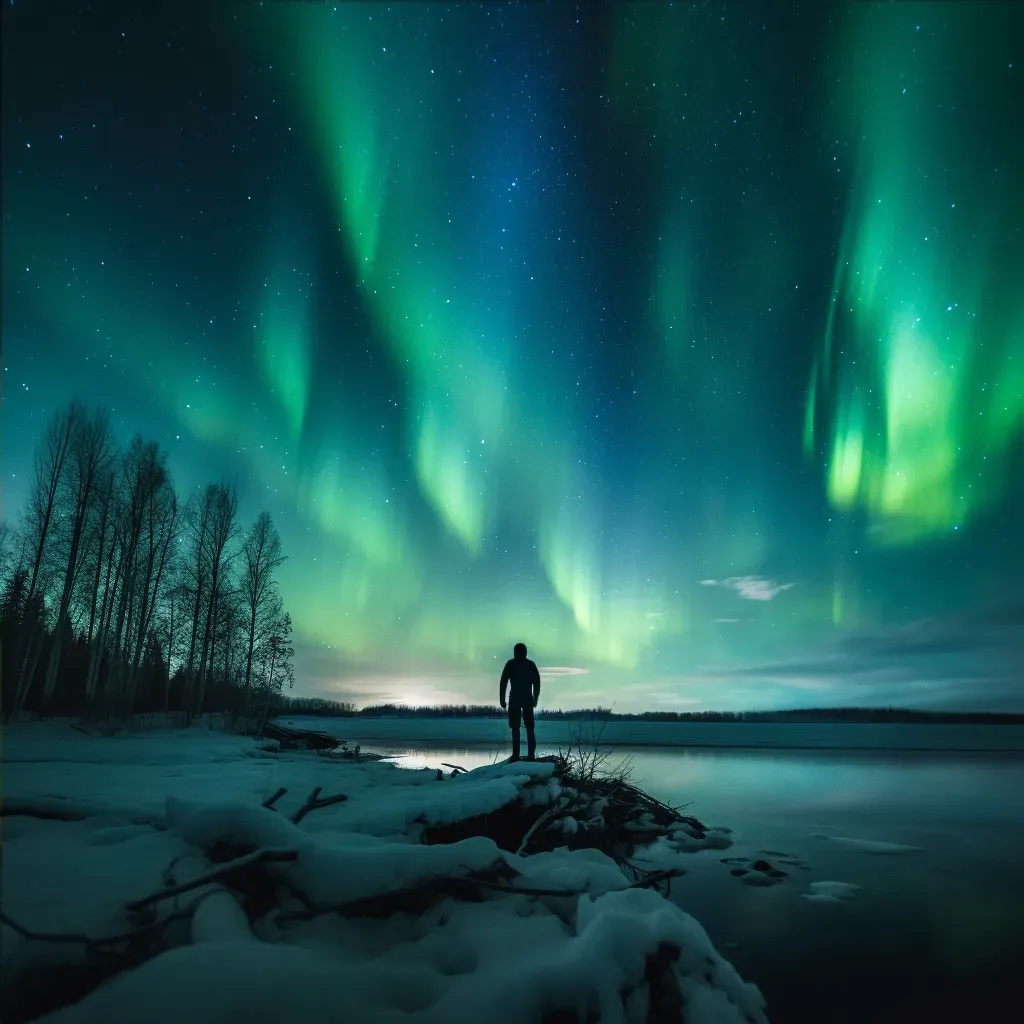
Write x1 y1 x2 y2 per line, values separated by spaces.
500 845 632 896
167 795 506 906
38 889 767 1024
4 724 768 1023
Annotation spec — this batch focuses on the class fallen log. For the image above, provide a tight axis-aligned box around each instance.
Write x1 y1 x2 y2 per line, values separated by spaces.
125 848 300 913
260 723 342 751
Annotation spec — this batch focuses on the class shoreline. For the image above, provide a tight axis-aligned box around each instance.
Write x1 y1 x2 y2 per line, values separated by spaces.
279 717 1024 753
1 721 768 1023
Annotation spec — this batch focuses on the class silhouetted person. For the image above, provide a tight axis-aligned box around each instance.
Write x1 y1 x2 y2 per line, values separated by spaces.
500 642 540 761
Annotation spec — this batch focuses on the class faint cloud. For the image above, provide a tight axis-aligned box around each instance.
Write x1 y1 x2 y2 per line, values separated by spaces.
540 666 590 677
715 618 741 623
702 601 1024 711
699 576 796 601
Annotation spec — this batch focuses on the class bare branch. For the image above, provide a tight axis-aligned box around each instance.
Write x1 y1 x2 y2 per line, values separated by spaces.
516 794 585 856
161 855 183 887
125 847 299 912
262 787 288 809
291 786 348 824
1 891 217 951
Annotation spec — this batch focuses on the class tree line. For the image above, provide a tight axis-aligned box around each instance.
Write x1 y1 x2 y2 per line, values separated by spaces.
1 401 293 726
272 698 1024 725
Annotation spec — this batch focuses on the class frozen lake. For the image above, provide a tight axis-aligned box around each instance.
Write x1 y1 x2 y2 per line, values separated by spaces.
280 715 1024 751
285 717 1024 1023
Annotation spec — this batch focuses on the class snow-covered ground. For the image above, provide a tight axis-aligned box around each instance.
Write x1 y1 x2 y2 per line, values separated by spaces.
278 716 1024 752
324 734 1024 1022
2 722 768 1024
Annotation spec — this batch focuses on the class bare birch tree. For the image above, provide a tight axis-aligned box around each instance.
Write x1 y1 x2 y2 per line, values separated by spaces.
0 520 14 586
126 486 178 712
80 466 116 698
257 610 294 735
14 402 82 709
194 483 238 717
239 511 286 709
43 408 113 701
107 437 168 704
85 507 121 701
5 402 298 720
182 486 215 695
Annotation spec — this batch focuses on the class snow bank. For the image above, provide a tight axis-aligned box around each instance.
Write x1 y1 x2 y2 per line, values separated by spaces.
1 816 196 983
3 723 768 1023
37 890 767 1024
168 792 508 906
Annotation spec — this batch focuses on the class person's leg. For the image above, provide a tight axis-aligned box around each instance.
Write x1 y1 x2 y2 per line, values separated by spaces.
508 703 522 761
523 703 536 760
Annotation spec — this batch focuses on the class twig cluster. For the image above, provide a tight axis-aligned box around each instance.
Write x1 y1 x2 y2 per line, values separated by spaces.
507 722 709 871
258 785 349 822
5 750 706 1023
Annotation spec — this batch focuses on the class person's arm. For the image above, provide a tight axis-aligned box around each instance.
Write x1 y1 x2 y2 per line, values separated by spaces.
500 662 510 709
532 662 541 708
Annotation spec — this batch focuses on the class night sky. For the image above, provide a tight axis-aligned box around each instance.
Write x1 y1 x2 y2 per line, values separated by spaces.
3 2 1023 712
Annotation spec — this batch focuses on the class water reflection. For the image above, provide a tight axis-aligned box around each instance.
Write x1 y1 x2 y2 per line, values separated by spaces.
366 740 1024 1022
373 742 1024 826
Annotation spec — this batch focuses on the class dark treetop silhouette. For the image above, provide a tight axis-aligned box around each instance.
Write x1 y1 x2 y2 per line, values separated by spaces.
499 642 542 761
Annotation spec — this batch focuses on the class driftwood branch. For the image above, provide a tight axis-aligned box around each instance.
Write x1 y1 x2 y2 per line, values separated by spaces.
440 763 467 774
1 892 217 951
161 855 184 887
516 794 588 856
1 910 111 947
292 786 347 824
125 847 299 912
0 798 167 830
262 787 288 809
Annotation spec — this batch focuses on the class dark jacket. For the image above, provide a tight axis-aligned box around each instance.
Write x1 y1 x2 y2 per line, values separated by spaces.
500 655 541 708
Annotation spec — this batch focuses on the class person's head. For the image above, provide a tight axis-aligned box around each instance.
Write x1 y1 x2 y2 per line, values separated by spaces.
513 642 527 659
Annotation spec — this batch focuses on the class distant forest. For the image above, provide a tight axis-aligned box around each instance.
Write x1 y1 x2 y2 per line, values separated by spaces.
277 696 1024 726
2 401 293 727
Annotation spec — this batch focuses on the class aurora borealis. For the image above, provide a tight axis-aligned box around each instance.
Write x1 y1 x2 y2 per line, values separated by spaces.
3 2 1022 711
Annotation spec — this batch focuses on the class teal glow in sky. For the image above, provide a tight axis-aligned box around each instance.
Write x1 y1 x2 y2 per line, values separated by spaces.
3 2 1022 710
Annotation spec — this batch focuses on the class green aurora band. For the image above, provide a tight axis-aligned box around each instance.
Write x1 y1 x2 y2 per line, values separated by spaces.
808 5 1024 544
3 2 1022 708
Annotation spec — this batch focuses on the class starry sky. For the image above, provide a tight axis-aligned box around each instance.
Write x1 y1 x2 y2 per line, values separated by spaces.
3 2 1023 712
